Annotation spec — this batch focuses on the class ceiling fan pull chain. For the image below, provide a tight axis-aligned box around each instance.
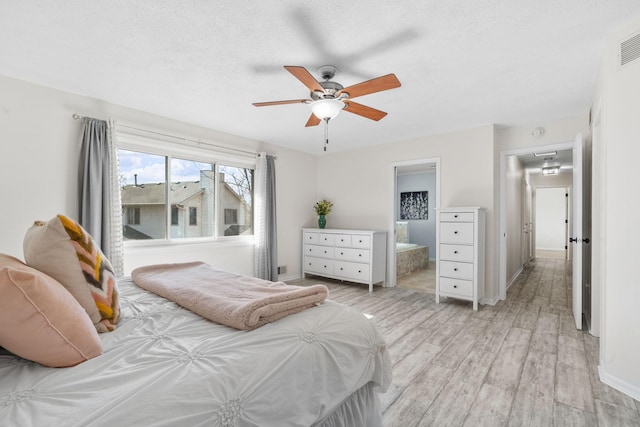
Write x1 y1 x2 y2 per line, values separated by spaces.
324 118 329 152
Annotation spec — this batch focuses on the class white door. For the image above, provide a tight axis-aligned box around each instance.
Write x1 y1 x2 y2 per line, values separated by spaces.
572 133 583 329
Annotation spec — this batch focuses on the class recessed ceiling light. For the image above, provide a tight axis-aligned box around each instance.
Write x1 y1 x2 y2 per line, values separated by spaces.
542 166 560 176
534 151 557 157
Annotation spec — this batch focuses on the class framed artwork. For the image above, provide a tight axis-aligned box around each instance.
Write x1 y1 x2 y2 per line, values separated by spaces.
400 191 429 220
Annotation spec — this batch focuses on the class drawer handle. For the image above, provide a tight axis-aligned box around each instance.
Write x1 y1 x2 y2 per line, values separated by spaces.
453 268 458 271
454 231 459 234
358 270 362 273
358 254 362 257
454 214 458 218
340 267 343 271
359 240 362 243
454 250 458 254
454 285 458 288
340 252 344 255
323 265 327 268
324 250 327 254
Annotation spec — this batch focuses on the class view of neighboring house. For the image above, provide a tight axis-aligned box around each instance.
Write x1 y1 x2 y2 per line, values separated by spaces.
121 171 252 239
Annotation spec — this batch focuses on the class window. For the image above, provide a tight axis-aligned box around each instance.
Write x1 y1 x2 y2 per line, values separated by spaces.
126 207 140 225
171 206 179 226
224 208 238 224
219 165 253 236
118 148 253 241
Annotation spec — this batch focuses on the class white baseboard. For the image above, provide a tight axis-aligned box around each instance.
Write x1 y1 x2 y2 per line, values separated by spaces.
279 273 302 282
482 295 500 306
506 265 524 290
599 366 640 401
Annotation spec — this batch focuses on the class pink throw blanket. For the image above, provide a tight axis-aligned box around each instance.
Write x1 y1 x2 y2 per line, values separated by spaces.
131 262 328 330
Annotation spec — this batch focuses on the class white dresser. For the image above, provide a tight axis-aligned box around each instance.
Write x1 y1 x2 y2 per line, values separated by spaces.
302 228 387 292
436 207 485 310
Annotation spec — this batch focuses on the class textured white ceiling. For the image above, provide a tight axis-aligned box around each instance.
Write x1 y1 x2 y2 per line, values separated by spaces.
1 1 639 155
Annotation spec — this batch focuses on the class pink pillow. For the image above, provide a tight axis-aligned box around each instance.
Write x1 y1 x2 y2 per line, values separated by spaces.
0 254 103 367
23 215 120 333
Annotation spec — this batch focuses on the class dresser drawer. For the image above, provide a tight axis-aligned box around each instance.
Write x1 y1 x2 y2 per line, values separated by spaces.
304 257 334 275
439 277 473 298
318 233 335 246
335 261 370 281
304 244 334 259
334 234 352 247
440 222 474 244
439 244 474 262
439 260 474 280
351 235 371 249
334 247 370 263
440 212 474 222
303 232 319 244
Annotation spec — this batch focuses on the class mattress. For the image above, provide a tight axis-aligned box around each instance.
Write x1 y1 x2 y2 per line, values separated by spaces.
0 277 391 426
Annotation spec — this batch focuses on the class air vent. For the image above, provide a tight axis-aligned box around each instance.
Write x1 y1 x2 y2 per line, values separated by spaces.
621 32 640 66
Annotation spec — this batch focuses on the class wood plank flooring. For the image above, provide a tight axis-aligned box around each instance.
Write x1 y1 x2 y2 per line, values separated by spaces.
288 258 640 426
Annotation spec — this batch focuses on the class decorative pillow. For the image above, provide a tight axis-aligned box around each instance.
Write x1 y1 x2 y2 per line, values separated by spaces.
23 215 120 333
0 253 103 367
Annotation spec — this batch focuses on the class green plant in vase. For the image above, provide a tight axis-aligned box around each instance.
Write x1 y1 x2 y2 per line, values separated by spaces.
313 199 333 229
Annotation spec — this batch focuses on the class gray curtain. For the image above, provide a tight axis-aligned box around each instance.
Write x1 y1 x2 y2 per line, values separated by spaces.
78 117 124 276
254 153 278 281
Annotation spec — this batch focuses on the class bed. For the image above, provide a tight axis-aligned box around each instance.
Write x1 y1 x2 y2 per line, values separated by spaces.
0 275 391 426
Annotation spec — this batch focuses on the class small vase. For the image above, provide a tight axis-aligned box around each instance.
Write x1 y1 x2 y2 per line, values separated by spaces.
318 215 326 229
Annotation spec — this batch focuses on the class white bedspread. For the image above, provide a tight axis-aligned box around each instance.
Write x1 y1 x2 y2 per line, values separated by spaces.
0 277 391 426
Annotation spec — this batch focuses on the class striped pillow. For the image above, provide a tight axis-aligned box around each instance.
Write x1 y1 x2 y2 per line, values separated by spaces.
23 215 120 333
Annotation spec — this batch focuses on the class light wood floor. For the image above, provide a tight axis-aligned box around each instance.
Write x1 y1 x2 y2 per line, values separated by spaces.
291 259 640 426
396 265 436 294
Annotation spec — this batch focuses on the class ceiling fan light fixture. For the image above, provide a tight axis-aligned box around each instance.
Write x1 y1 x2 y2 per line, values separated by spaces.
309 99 345 120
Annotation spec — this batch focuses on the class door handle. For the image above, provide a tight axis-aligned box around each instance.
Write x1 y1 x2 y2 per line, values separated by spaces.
583 238 590 244
569 237 578 243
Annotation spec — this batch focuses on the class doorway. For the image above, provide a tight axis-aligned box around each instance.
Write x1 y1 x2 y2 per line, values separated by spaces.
389 158 440 291
499 136 591 332
534 187 569 260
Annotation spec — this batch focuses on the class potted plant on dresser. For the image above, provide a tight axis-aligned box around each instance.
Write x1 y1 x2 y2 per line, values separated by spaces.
313 199 333 229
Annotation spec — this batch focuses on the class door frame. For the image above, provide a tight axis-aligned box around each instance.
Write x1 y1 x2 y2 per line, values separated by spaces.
498 141 574 300
388 157 440 287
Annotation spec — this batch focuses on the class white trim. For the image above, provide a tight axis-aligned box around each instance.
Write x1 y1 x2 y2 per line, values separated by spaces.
599 366 640 401
506 265 524 290
482 295 500 306
116 126 256 168
388 157 440 287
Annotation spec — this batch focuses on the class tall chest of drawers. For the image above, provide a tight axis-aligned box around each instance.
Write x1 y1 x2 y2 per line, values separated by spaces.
436 207 485 310
302 228 387 292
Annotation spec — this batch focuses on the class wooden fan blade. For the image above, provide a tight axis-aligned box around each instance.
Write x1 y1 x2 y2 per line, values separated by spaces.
252 99 309 107
284 66 324 93
343 100 388 121
305 113 321 127
337 74 401 99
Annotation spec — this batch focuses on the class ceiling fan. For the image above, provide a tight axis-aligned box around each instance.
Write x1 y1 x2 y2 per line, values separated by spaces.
252 65 401 127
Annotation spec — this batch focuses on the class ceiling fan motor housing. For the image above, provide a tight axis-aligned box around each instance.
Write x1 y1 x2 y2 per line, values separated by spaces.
311 80 345 100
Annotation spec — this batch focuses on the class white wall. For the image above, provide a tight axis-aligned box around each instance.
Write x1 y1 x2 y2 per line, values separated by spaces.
505 155 524 282
316 126 496 298
534 187 567 251
0 75 317 279
593 16 640 400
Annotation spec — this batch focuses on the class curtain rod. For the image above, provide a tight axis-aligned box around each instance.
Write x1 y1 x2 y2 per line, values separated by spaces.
72 113 275 159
